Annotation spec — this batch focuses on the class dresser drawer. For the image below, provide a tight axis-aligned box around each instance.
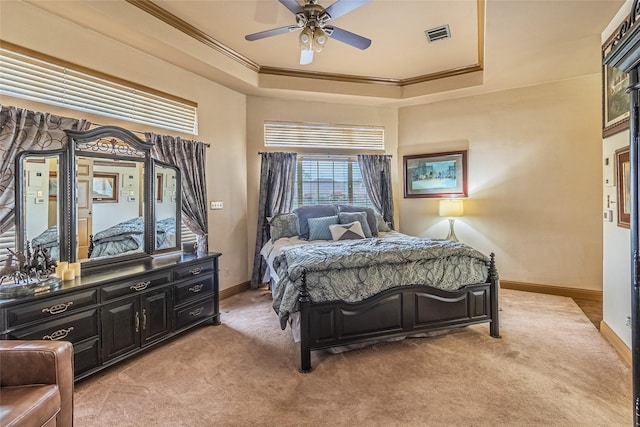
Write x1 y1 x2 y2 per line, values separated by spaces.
174 298 215 330
74 338 100 376
173 260 217 281
9 309 98 344
6 289 98 328
174 275 214 306
101 271 171 301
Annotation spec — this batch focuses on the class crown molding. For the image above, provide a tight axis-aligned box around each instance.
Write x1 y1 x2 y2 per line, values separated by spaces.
127 0 485 90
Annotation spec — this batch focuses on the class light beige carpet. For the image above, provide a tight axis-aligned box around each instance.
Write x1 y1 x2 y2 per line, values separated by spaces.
74 289 632 426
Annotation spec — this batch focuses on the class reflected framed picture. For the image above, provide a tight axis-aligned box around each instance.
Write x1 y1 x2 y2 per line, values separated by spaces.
403 151 467 198
93 172 118 202
48 172 57 200
616 146 630 229
603 64 630 137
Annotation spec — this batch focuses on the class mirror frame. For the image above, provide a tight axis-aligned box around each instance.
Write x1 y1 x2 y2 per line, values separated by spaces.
15 149 68 261
65 126 154 268
152 160 182 254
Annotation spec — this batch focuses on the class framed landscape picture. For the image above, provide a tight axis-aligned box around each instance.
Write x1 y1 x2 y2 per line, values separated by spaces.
403 150 467 198
603 64 630 137
616 146 630 229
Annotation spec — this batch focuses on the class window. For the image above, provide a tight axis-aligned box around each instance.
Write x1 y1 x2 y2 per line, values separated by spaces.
0 225 16 261
181 221 198 246
0 45 198 134
265 121 384 150
293 155 374 209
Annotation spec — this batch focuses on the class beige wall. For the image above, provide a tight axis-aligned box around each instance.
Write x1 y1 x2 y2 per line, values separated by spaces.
398 75 603 290
245 96 398 273
1 1 249 291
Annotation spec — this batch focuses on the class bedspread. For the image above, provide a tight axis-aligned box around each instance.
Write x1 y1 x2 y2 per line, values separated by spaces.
272 236 490 329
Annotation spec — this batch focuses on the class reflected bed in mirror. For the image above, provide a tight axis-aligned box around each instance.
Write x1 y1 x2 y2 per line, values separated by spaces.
20 153 61 262
154 161 181 253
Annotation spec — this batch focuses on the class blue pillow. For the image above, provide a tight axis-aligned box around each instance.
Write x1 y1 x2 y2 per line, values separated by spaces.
293 205 339 240
338 211 372 238
337 205 378 237
307 215 338 241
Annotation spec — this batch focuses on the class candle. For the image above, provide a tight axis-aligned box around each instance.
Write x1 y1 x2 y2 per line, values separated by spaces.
70 262 81 277
55 265 66 279
62 268 75 281
57 261 69 271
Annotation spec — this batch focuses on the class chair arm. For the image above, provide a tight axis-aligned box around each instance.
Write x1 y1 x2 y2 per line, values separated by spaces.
0 340 74 426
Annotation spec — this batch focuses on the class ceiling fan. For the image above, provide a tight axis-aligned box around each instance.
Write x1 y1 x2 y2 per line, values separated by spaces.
245 0 371 65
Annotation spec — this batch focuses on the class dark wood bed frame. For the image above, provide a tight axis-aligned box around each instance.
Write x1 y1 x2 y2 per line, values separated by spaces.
297 253 500 372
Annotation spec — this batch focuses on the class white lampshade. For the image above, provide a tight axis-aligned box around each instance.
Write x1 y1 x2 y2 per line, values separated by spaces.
439 199 464 217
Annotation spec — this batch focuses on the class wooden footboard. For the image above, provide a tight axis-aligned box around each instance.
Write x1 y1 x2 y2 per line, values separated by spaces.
298 253 500 372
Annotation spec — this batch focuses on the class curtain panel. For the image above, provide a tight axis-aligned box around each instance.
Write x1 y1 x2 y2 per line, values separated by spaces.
251 152 297 289
357 154 395 230
0 105 90 234
146 133 209 251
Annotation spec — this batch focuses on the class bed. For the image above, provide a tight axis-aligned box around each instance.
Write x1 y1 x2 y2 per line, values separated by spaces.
88 217 176 258
261 205 500 372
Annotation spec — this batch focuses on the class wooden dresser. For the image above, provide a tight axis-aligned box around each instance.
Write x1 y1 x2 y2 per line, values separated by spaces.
0 252 221 381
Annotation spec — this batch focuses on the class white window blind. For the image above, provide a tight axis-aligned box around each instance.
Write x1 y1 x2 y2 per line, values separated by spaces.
0 48 198 135
181 221 198 245
265 121 384 150
293 155 374 209
0 225 16 261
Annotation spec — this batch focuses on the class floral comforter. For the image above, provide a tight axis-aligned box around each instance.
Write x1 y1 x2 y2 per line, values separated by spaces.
271 235 490 329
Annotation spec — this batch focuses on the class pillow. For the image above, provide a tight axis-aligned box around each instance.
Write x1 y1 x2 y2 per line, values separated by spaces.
292 205 339 240
307 215 338 241
269 213 298 241
375 213 391 232
338 211 372 238
330 221 365 241
337 205 378 237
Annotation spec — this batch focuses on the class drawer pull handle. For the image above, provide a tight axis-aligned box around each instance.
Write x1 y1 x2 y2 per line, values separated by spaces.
190 268 203 276
142 308 147 331
135 312 140 333
189 307 203 317
130 281 150 292
42 302 73 315
43 327 74 341
189 284 204 293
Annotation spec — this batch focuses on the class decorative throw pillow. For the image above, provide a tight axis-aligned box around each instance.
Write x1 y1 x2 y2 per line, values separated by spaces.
293 205 339 240
338 211 373 238
269 213 298 241
337 205 378 237
375 213 391 232
329 221 365 241
308 215 339 241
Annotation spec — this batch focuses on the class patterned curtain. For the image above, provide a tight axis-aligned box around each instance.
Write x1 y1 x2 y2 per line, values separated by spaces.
146 133 209 251
0 105 90 234
251 152 297 288
357 154 395 229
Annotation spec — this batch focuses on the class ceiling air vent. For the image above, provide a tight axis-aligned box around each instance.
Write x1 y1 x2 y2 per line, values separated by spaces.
425 25 451 43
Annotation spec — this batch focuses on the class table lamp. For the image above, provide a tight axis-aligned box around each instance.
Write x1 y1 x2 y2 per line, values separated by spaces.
439 199 464 242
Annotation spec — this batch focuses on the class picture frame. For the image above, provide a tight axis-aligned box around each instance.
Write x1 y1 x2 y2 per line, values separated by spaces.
602 14 632 138
403 150 468 198
156 173 164 203
92 172 118 203
48 172 57 200
616 146 630 229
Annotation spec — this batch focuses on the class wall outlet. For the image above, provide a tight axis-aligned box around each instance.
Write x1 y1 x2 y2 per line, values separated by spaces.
626 315 632 327
210 201 223 210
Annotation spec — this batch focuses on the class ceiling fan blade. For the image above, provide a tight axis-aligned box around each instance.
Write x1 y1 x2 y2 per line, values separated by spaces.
279 0 304 15
325 0 370 21
300 48 314 65
245 25 300 41
326 26 371 50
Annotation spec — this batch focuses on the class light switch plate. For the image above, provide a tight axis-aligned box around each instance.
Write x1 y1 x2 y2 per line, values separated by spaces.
210 201 223 210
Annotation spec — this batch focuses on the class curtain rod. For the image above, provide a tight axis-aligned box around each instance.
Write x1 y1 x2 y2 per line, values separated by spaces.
90 122 210 147
258 151 391 157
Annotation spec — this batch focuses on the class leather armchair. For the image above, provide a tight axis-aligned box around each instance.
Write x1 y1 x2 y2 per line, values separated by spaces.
0 341 74 427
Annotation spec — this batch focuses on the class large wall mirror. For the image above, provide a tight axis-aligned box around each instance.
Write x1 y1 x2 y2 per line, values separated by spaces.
15 126 183 270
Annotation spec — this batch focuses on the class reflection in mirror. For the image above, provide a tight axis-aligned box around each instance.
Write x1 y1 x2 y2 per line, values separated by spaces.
22 155 60 261
154 163 180 252
82 157 145 260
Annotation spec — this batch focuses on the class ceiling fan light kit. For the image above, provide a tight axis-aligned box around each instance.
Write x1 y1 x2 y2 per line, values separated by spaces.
245 0 372 65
